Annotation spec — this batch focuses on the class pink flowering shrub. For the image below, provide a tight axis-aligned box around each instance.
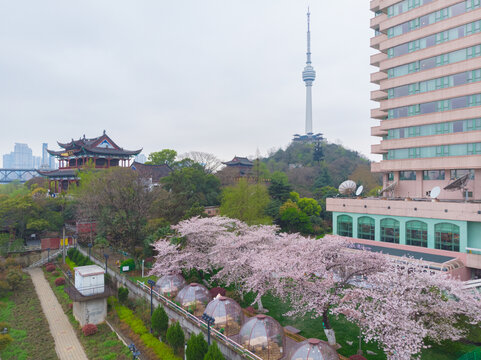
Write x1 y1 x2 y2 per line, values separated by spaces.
55 277 65 286
46 264 56 272
82 324 98 336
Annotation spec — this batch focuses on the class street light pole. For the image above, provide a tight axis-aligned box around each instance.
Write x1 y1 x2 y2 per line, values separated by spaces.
47 248 50 263
104 253 109 273
147 279 156 333
88 243 92 260
202 313 215 345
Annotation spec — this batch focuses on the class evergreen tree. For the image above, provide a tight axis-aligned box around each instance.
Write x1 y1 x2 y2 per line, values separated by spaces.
151 305 169 337
204 342 225 360
186 333 208 360
166 322 185 355
268 171 292 202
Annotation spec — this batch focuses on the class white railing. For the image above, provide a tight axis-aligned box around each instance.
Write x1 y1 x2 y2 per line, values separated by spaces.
137 281 263 360
463 278 481 290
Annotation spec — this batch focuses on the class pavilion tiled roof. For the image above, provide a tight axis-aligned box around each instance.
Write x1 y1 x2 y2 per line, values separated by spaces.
48 131 141 157
222 156 254 167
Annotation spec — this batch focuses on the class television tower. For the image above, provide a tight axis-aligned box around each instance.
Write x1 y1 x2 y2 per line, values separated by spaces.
302 9 316 135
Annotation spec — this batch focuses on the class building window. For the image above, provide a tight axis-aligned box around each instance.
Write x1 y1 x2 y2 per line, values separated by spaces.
358 217 375 240
450 169 475 180
406 221 428 247
435 223 460 252
337 215 353 237
423 170 445 180
388 172 394 181
400 171 416 180
380 218 400 243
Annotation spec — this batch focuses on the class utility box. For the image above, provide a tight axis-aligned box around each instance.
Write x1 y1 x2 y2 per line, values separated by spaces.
74 265 105 296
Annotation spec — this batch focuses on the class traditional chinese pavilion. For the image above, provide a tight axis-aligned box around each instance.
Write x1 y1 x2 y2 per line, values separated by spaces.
222 156 253 176
38 131 141 193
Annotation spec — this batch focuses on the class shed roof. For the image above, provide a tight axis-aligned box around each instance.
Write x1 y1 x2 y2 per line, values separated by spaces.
74 265 105 276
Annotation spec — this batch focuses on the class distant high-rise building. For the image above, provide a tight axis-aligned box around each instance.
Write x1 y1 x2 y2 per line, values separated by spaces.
3 143 35 169
40 143 56 169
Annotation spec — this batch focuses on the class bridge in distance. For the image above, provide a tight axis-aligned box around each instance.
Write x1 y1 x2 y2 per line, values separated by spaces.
0 168 39 183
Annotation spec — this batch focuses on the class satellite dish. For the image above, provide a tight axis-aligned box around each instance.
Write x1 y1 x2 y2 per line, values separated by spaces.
430 186 441 199
356 185 364 196
339 180 357 196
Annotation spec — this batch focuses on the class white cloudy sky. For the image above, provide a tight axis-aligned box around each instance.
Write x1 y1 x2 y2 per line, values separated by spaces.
0 0 378 166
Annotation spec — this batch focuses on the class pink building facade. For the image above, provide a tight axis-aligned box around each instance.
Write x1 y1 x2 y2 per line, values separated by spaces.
327 0 481 279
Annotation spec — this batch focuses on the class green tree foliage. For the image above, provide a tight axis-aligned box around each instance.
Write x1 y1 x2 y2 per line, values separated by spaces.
204 342 225 360
278 195 323 235
279 206 313 234
268 171 292 202
166 322 185 355
220 178 271 225
118 287 129 304
151 305 169 337
146 149 178 167
155 163 221 223
6 270 22 290
298 197 321 216
186 333 208 360
76 167 152 257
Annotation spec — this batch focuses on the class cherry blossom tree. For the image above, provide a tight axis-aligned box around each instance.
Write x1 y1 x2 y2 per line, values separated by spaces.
340 260 481 360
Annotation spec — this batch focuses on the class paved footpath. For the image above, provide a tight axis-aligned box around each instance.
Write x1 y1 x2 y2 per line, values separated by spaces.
28 267 88 360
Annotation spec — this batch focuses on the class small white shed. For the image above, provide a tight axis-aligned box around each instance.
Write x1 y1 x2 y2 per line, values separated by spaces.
74 265 105 296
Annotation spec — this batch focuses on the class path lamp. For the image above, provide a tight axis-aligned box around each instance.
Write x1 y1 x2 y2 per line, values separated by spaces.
88 243 92 260
202 313 215 345
1 327 8 334
128 344 141 360
66 270 72 290
47 248 50 263
104 253 109 273
147 279 156 333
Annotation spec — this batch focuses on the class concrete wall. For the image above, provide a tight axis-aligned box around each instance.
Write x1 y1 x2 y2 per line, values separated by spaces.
73 298 107 326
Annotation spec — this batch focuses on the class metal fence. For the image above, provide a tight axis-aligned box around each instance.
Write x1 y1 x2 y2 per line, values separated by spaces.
458 350 481 360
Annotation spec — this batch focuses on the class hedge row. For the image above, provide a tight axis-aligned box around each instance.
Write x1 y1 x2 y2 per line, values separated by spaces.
112 299 180 360
67 248 94 267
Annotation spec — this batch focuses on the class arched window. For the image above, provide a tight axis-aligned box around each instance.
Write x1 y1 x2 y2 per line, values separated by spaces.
406 221 428 247
358 217 375 240
337 215 353 237
380 218 400 243
435 223 460 252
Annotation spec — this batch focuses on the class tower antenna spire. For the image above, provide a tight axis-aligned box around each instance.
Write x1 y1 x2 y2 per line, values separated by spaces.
307 7 311 64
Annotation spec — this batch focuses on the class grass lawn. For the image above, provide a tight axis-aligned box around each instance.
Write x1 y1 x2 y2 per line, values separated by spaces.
43 266 131 360
245 292 481 360
129 274 158 285
0 273 58 360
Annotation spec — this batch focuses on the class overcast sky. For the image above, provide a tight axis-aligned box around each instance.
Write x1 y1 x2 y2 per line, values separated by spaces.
0 0 378 166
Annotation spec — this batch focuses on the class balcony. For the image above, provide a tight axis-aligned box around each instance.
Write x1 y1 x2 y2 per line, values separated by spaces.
371 126 388 137
371 71 387 85
370 13 387 30
370 33 387 50
370 52 387 67
370 0 380 12
371 89 388 101
371 144 387 154
371 108 388 119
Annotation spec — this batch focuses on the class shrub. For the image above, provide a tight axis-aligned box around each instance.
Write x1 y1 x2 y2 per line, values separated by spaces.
152 305 169 337
6 270 22 290
46 264 56 272
166 322 184 355
186 333 208 360
0 281 10 298
118 287 129 304
204 342 225 360
52 271 59 276
82 323 98 336
120 259 135 271
55 277 66 286
5 258 17 268
69 303 73 310
0 333 13 351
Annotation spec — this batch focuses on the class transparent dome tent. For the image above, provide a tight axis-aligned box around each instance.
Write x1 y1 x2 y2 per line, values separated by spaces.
239 314 285 360
289 338 339 360
175 283 212 316
204 296 243 336
155 272 186 299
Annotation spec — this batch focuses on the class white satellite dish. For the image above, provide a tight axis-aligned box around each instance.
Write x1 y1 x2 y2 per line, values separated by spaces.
339 180 357 196
430 186 441 199
356 185 364 196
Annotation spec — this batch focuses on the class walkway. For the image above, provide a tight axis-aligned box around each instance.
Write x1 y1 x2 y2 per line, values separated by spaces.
28 267 88 360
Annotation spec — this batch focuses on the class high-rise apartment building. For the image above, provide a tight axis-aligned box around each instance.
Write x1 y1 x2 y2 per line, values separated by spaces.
327 0 481 279
3 143 35 169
